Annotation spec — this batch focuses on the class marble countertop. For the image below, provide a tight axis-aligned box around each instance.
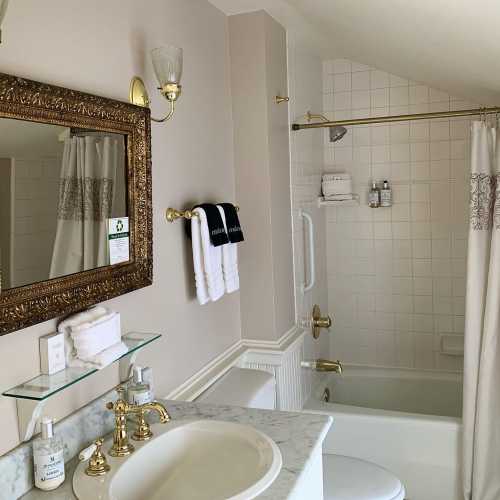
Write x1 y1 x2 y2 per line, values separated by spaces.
20 399 332 500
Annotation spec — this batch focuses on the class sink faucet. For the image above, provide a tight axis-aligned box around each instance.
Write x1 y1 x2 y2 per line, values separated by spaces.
301 359 343 374
106 387 170 457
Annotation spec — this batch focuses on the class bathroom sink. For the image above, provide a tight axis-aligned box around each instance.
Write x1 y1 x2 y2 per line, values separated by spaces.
73 419 282 500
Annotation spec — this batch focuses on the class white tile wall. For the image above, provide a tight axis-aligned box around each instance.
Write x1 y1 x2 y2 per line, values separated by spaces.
288 38 329 394
323 59 475 372
11 157 60 287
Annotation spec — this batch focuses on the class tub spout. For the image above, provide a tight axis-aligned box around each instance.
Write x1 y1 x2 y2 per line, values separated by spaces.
301 359 342 374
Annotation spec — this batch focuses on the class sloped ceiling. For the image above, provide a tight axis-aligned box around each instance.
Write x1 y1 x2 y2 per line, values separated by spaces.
210 0 500 105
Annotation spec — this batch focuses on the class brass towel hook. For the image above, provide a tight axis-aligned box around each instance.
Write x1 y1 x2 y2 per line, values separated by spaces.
275 95 290 104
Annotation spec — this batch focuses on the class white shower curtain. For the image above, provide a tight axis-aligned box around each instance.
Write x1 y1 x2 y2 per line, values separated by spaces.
463 121 500 500
49 134 124 278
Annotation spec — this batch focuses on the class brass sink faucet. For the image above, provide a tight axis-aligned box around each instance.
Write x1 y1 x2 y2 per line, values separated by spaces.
106 387 170 457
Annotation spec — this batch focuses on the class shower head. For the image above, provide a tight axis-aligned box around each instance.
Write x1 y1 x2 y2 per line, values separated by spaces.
329 125 348 143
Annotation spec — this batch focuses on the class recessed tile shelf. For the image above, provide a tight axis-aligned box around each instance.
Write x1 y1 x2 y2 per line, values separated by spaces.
2 332 161 441
317 195 360 208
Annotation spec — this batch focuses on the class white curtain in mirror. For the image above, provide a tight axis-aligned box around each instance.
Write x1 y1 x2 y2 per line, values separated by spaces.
49 134 125 278
463 120 500 500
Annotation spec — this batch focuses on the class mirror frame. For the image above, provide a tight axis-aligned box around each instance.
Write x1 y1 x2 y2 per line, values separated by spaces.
0 73 152 335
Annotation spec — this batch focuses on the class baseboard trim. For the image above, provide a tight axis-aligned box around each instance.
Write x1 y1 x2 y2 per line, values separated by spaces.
165 325 304 402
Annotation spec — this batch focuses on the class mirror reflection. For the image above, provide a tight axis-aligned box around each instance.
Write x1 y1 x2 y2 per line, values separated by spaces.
0 118 128 290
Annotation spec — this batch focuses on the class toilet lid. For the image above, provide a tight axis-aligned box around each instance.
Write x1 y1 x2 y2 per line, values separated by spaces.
323 455 405 500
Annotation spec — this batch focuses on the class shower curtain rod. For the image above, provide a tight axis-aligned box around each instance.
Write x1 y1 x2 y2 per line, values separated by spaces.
291 106 500 131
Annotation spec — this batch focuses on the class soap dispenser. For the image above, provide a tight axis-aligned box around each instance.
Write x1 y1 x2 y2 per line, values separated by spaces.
33 417 65 491
128 366 153 405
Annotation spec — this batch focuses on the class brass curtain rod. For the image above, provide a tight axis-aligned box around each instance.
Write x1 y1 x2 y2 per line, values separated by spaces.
292 106 500 131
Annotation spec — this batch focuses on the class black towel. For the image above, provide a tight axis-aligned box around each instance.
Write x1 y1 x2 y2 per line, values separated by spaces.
218 203 244 243
194 203 229 247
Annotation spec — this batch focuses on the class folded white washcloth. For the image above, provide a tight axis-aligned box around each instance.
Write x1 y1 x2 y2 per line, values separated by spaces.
217 205 240 293
57 306 108 335
58 306 122 363
323 193 354 201
71 312 121 358
191 207 225 303
322 173 352 197
66 341 128 370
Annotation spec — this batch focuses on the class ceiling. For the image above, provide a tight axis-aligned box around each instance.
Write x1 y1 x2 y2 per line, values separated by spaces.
209 0 500 105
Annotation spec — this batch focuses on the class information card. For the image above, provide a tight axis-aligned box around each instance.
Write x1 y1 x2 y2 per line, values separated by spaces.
108 217 130 265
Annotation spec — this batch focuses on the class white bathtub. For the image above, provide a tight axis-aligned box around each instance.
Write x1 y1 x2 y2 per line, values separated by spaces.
304 366 463 500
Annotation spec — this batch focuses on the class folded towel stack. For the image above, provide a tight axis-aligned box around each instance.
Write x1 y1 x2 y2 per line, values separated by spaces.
322 173 355 201
58 306 126 369
191 203 243 305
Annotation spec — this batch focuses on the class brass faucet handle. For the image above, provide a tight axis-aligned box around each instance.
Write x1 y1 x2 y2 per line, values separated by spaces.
132 407 153 441
311 304 333 339
85 438 111 477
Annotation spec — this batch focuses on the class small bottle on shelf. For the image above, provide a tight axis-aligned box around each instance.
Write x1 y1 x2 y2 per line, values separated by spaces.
33 417 65 491
368 182 380 208
128 366 153 405
380 180 393 207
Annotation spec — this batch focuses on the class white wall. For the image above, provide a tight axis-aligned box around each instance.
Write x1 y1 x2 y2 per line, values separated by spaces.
0 0 241 455
288 37 329 386
323 58 474 372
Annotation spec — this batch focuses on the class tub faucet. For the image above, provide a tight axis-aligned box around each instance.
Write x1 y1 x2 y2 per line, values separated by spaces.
301 359 343 374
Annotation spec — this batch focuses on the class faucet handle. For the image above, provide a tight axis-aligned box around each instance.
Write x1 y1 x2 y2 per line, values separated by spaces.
85 438 111 476
132 407 153 441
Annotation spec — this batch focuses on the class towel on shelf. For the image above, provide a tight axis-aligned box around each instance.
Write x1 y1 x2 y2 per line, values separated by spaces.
322 172 352 197
218 203 244 243
58 306 125 369
217 205 240 293
323 193 354 201
194 203 229 247
64 341 128 370
191 206 225 304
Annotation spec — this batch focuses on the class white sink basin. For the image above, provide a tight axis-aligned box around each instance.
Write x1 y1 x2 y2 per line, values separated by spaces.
73 419 282 500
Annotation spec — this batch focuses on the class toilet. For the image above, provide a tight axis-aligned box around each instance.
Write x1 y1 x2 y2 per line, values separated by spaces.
198 367 406 500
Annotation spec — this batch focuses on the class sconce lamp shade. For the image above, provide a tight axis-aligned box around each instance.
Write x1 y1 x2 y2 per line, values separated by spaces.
151 45 183 87
0 0 9 43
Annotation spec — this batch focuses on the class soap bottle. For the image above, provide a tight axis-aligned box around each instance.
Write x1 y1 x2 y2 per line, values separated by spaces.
33 417 65 491
368 182 380 208
380 180 392 207
128 366 153 405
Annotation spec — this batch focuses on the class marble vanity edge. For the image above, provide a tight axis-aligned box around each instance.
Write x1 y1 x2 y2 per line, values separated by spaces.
0 390 117 500
286 413 333 498
10 398 333 500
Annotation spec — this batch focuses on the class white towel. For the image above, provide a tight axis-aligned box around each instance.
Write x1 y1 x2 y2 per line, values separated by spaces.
217 205 240 293
191 207 225 303
191 211 210 305
65 341 128 370
58 306 122 367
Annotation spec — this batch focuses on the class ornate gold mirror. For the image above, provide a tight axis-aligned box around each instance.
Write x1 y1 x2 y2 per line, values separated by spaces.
0 73 152 335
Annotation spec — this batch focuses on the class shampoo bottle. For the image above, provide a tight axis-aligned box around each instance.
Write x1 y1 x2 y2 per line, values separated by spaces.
368 182 380 208
380 180 393 207
33 417 65 491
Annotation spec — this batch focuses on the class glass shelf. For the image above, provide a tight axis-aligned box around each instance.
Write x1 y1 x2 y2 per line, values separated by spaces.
2 332 161 401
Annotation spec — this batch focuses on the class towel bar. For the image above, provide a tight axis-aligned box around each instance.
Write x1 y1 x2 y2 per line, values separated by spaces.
166 205 240 223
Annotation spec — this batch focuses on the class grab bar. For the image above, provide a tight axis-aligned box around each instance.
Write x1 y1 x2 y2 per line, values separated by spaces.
299 209 315 293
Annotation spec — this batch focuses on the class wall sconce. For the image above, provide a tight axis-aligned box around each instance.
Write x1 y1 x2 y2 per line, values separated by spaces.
129 45 183 123
0 0 9 44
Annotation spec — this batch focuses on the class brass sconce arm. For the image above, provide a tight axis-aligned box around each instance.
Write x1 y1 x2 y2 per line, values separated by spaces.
151 99 175 123
130 77 180 123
